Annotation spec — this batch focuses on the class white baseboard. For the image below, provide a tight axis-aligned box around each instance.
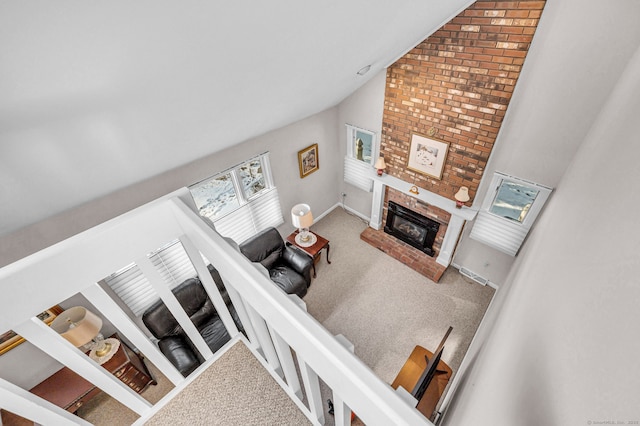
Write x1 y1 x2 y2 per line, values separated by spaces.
314 202 371 225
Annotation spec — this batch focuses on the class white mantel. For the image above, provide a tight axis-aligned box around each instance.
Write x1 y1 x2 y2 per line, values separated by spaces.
369 172 477 267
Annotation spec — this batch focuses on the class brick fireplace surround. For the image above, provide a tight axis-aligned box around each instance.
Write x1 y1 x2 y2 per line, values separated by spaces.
360 1 544 282
361 188 451 282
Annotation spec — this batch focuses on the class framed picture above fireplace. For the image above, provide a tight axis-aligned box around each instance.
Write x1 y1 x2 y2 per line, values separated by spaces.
407 133 449 180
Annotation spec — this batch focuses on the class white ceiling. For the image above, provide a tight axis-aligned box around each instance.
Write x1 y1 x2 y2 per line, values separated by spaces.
0 0 473 237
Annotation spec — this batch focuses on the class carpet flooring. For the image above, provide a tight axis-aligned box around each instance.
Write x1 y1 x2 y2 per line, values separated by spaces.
144 341 310 426
75 206 494 425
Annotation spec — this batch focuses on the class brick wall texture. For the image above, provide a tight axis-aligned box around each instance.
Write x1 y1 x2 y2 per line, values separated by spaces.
362 1 545 282
381 1 546 202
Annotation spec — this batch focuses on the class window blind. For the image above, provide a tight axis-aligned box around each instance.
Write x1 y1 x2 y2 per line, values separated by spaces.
212 187 284 244
105 240 200 317
344 156 373 192
469 211 530 256
469 172 552 257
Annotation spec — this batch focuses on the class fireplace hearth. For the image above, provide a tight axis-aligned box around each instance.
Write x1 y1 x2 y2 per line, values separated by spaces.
384 201 440 256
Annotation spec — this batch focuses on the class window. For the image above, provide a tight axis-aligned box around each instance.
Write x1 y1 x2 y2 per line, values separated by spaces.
189 152 283 243
105 240 203 317
489 180 539 223
344 124 378 192
470 172 552 256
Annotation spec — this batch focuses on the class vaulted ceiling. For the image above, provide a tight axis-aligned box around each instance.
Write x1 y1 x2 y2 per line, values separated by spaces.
0 1 474 237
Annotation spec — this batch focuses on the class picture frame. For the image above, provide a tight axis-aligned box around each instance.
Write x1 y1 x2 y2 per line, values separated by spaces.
298 143 319 178
346 124 377 166
0 305 63 355
407 133 450 180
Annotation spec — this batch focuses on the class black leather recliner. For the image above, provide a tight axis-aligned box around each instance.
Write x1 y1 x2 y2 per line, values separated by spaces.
239 227 312 298
141 265 243 377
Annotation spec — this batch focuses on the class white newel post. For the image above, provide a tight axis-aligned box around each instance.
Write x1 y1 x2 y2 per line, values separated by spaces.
368 173 477 268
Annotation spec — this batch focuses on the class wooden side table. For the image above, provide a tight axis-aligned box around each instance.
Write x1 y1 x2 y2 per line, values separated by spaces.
29 334 156 413
286 230 331 278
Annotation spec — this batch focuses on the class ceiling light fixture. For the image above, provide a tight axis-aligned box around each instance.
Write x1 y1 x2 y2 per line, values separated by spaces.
356 65 371 76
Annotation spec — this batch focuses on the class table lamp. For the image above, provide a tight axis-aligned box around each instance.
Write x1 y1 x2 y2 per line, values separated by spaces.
50 306 112 357
374 156 387 176
291 203 313 243
454 186 470 208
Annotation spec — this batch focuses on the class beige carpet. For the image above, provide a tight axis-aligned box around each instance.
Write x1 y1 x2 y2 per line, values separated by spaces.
145 341 310 426
76 206 494 425
305 208 494 386
76 355 174 425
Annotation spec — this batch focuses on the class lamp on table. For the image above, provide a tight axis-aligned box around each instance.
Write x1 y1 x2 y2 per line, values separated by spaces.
50 306 119 362
291 203 315 245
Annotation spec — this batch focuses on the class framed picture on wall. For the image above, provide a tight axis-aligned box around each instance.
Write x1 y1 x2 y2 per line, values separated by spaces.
407 133 449 180
298 143 319 178
0 305 63 355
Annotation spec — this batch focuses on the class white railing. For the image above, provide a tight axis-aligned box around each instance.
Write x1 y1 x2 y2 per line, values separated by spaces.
0 188 431 426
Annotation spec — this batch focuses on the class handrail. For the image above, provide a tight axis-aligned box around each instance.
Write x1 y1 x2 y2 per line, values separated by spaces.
0 189 432 425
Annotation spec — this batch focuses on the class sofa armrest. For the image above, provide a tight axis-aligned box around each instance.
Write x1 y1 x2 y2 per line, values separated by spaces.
282 245 313 284
158 335 200 377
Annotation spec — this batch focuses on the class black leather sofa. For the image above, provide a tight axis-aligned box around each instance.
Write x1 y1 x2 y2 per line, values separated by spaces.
141 265 242 377
239 227 312 298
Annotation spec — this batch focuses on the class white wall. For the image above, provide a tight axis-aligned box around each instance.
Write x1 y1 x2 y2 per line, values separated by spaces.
337 69 387 218
452 0 640 285
444 24 640 426
0 108 340 268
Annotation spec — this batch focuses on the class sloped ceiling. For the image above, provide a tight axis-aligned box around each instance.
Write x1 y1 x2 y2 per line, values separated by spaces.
0 0 474 237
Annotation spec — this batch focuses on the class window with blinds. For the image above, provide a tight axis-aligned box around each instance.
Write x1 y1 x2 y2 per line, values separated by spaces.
189 152 284 245
344 124 377 192
470 172 552 256
104 240 204 317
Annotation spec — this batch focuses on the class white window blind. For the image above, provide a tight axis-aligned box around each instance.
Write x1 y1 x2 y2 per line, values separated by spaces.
104 240 203 317
470 172 552 256
469 211 531 256
344 156 373 192
344 124 378 192
189 152 284 245
213 187 283 244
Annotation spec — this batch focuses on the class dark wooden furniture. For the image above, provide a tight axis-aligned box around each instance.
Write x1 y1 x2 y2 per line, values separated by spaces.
391 345 452 421
29 334 156 413
286 230 331 278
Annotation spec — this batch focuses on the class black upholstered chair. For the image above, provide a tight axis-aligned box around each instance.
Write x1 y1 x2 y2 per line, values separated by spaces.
239 227 312 298
142 265 242 377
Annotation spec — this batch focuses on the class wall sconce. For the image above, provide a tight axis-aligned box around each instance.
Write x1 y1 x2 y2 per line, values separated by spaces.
374 156 387 176
454 186 470 208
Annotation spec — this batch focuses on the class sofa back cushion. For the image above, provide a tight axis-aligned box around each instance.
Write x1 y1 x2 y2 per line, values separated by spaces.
239 227 285 270
142 278 204 339
142 265 230 339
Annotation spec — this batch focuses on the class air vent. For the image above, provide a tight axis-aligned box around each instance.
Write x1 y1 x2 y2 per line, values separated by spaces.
459 267 489 286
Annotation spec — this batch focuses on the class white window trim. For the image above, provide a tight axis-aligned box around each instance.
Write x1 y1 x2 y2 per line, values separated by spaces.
470 172 552 256
346 123 379 166
189 152 283 243
344 124 378 192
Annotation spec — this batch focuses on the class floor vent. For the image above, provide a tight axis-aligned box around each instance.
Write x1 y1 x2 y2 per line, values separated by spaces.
459 267 490 286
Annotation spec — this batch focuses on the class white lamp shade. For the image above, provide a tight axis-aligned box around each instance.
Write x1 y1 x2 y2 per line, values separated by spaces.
291 203 313 228
374 157 386 170
454 186 470 202
50 306 102 347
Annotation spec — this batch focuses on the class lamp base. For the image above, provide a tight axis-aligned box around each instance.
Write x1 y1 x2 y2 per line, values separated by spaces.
295 232 317 247
94 341 112 357
89 338 120 365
